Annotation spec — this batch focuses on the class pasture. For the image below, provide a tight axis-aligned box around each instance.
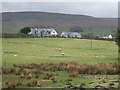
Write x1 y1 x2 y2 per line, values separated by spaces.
2 38 118 65
2 38 119 88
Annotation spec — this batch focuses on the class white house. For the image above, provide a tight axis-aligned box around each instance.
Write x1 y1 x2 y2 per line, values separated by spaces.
61 32 82 38
28 28 58 36
98 34 113 39
108 34 112 39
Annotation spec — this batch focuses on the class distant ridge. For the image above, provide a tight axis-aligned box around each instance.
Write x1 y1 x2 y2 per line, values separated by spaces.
1 11 118 34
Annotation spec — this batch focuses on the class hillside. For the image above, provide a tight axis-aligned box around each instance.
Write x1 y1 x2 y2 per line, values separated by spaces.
1 11 118 34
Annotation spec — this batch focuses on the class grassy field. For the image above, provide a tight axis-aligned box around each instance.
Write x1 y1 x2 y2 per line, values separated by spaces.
2 38 119 88
2 38 118 66
81 27 117 35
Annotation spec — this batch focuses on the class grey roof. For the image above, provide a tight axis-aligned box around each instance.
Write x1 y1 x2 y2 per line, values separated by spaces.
97 34 112 37
61 32 81 36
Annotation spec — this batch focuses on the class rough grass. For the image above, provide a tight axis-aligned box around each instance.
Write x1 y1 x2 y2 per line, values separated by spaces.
2 62 119 88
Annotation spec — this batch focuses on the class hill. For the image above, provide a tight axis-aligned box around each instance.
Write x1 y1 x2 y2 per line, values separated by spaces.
1 11 118 34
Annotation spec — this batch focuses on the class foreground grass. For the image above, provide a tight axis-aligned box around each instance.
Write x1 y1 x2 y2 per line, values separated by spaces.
2 72 119 88
2 38 118 66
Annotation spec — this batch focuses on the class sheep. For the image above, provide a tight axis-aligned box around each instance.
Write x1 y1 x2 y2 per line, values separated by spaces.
59 48 62 51
62 52 64 56
14 54 17 56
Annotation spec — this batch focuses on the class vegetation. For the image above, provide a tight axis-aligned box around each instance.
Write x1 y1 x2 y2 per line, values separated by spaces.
20 27 31 34
116 28 120 47
2 38 118 88
2 62 119 88
2 38 118 66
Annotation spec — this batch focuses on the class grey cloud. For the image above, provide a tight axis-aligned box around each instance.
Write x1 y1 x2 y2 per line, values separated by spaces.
2 2 118 18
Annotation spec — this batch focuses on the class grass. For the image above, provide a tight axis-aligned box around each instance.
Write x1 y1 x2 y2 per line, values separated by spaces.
2 38 118 66
2 72 119 88
2 72 91 88
81 27 117 35
2 38 119 88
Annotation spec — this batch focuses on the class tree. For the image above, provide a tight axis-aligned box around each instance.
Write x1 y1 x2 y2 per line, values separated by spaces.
115 28 120 62
20 27 31 34
116 28 120 47
70 26 84 32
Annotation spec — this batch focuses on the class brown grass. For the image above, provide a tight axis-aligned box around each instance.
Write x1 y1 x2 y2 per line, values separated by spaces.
3 61 119 88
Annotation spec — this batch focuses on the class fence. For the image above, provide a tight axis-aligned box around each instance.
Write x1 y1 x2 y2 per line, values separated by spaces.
1 33 115 41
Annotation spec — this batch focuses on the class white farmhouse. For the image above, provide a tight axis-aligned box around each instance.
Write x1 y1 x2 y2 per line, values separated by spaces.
108 34 112 39
99 34 113 39
28 28 58 36
61 32 82 38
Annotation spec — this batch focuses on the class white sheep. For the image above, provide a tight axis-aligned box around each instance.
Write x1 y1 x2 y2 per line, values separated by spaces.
62 52 64 56
14 54 17 56
59 48 62 51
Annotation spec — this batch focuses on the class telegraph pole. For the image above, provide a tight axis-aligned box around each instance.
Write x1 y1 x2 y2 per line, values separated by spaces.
90 27 92 48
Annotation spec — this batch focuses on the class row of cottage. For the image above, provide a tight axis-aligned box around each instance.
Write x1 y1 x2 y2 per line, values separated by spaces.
28 28 82 38
28 27 114 39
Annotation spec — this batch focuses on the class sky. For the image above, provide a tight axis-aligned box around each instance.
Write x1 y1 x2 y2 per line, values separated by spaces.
1 1 118 18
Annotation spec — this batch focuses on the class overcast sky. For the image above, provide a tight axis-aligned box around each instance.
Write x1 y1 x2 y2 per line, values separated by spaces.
2 2 118 18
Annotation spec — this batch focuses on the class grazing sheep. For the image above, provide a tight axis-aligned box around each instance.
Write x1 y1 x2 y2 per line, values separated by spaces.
59 48 62 51
62 53 64 56
14 54 17 56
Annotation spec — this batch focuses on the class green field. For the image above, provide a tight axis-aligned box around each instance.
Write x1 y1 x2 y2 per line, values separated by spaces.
2 38 119 88
81 27 117 35
2 38 118 66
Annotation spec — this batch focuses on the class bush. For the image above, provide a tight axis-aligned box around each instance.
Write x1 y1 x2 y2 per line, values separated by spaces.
20 27 31 34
